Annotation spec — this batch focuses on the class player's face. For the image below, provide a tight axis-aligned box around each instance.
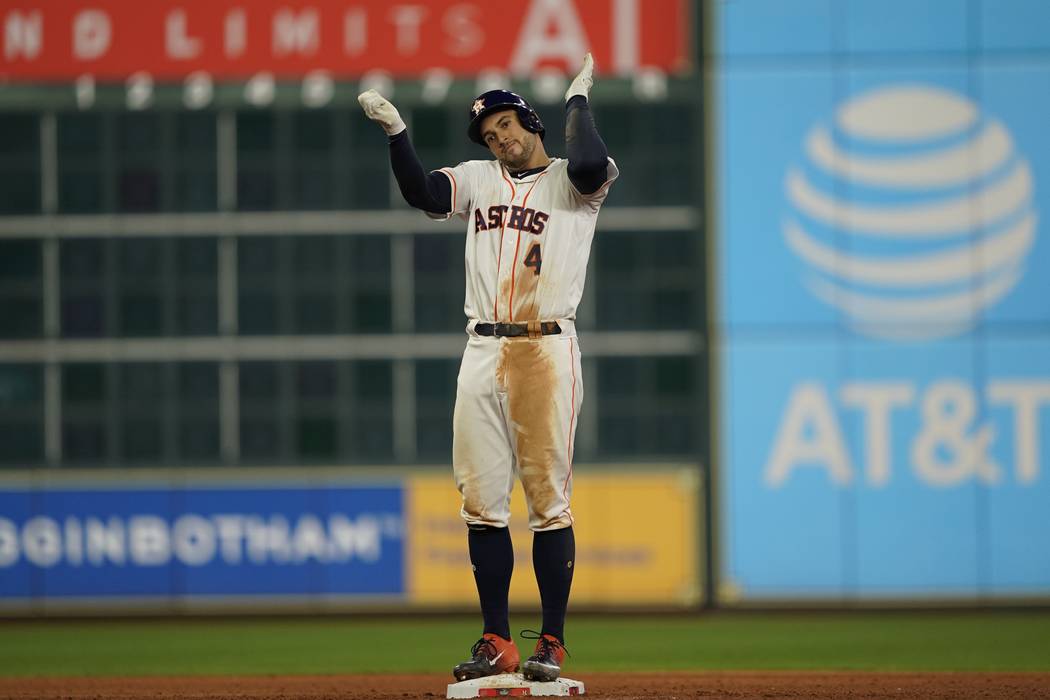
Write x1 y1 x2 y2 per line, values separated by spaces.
480 110 538 171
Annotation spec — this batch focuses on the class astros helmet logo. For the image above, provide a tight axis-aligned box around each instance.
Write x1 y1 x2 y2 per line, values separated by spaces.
471 99 485 116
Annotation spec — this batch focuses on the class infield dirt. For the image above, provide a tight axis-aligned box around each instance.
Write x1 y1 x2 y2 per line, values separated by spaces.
1 672 1049 699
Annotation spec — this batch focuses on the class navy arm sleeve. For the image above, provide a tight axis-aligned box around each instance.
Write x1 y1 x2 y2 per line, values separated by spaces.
565 95 609 195
388 130 452 214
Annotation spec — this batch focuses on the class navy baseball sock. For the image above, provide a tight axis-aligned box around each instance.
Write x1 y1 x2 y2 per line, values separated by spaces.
467 525 514 641
532 526 575 643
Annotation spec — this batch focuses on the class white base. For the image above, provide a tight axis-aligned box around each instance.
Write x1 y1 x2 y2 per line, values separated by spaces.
446 672 585 698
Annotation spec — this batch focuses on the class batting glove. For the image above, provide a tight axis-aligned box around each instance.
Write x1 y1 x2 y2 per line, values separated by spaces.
358 89 407 136
565 53 595 102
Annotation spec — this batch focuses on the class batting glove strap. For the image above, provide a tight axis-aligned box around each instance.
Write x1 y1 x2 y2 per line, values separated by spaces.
358 89 407 136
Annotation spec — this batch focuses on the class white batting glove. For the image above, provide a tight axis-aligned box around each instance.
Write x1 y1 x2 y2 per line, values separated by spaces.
358 89 407 136
565 53 594 102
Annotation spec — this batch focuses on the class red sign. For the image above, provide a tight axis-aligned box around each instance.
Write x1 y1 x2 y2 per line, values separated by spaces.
0 0 690 82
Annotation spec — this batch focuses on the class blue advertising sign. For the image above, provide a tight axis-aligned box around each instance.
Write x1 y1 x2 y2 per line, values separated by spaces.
0 483 404 601
716 2 1050 599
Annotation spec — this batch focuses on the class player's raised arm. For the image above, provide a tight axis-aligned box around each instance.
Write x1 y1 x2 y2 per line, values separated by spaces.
357 89 452 215
564 53 610 195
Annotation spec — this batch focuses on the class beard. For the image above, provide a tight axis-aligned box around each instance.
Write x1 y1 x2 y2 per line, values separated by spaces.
498 135 535 171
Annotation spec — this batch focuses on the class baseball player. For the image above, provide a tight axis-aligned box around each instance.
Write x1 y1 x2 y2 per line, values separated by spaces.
359 53 617 683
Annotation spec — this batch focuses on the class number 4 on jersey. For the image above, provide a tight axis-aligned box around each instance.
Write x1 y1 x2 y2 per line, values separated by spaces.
524 243 542 275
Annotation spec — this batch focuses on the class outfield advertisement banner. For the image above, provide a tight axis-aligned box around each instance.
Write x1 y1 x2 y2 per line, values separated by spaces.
717 2 1050 599
0 0 689 81
0 470 699 610
406 471 700 606
0 482 405 602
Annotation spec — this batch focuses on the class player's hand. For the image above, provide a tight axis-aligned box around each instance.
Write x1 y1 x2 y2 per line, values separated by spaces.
565 53 594 102
358 89 407 136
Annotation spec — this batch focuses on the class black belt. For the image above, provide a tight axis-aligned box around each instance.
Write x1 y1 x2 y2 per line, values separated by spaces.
475 321 562 338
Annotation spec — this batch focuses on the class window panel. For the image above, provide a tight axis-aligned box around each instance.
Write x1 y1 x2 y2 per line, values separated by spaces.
177 111 216 152
240 362 279 399
0 170 40 214
0 422 42 464
0 240 43 339
411 107 450 149
59 170 104 213
58 113 106 213
175 363 220 462
61 239 105 278
180 420 220 460
347 114 390 208
62 363 111 464
175 237 219 336
297 361 337 399
241 418 282 460
238 237 281 334
239 293 279 334
296 294 336 333
415 359 457 460
0 113 39 155
237 111 278 211
596 356 694 457
178 237 218 276
414 234 464 332
62 363 107 402
58 113 103 154
118 170 160 212
595 231 695 330
62 422 107 462
297 417 337 459
122 420 163 462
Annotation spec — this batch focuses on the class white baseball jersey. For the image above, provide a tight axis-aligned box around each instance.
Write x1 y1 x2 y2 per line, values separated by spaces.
434 157 619 323
432 157 618 532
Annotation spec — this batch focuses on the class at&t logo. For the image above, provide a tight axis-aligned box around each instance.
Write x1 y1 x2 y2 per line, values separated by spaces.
783 84 1037 341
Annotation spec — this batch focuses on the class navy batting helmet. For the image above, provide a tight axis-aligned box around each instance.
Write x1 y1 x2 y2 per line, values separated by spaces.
467 90 545 146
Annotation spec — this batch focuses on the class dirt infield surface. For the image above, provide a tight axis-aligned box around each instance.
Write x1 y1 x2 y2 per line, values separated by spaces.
2 672 1050 700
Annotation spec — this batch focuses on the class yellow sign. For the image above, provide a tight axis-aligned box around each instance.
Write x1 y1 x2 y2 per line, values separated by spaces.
406 469 700 606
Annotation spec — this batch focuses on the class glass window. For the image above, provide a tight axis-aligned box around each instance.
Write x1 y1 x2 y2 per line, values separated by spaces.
415 358 457 460
594 230 696 330
117 239 164 337
595 356 695 457
347 236 391 333
414 234 464 332
60 239 108 337
117 363 166 463
0 364 43 465
60 237 218 339
175 237 218 335
237 111 277 211
347 112 391 209
116 113 162 212
238 235 392 336
62 363 111 463
594 103 695 206
174 111 217 212
238 359 393 464
0 240 42 339
176 362 220 462
58 112 106 213
0 112 41 214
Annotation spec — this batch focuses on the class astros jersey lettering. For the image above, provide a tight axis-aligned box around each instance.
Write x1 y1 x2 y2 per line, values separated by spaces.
435 158 619 324
434 157 618 531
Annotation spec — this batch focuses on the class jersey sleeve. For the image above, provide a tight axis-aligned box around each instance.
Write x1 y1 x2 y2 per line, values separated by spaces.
568 156 619 212
425 160 484 221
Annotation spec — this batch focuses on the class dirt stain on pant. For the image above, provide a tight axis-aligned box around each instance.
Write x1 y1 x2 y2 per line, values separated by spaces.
453 431 488 524
496 338 562 529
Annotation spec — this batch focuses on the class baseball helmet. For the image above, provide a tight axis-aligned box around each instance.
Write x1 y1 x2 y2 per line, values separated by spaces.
467 89 545 146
